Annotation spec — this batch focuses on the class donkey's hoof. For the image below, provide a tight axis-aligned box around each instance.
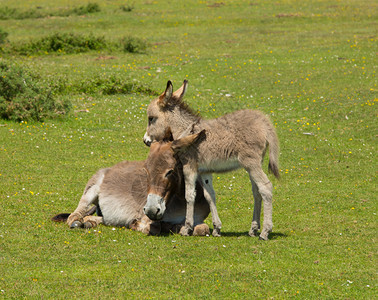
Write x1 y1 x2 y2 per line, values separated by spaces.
259 234 269 241
212 228 221 237
179 226 192 236
248 229 259 237
70 221 83 229
83 221 93 229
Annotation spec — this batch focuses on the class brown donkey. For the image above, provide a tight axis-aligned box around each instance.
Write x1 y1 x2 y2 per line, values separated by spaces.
53 134 210 236
143 80 280 240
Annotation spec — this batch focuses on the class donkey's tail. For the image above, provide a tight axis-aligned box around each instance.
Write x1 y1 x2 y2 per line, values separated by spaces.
51 206 97 223
267 127 280 179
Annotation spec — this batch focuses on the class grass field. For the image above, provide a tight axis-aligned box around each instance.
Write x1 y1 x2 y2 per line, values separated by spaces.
0 0 376 298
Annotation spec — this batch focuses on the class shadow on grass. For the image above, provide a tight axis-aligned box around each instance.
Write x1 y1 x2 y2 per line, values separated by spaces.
218 231 288 239
159 230 288 239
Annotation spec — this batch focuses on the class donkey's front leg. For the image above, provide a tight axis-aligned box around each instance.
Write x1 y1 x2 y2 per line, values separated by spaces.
180 166 198 236
199 174 222 237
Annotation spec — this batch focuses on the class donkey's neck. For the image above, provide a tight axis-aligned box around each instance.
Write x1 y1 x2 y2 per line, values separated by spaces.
169 108 202 139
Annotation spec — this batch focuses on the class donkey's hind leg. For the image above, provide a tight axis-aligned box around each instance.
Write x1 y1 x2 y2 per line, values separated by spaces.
249 180 262 237
82 216 103 229
67 170 106 228
246 166 273 240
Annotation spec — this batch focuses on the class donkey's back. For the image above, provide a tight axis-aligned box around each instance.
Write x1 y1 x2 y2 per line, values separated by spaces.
195 109 279 177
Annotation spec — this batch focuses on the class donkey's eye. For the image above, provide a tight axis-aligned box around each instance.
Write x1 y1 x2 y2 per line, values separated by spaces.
165 169 173 178
148 116 155 125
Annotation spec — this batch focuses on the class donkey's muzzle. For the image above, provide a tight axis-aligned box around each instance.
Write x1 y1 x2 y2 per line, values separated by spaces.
143 194 166 220
143 133 152 147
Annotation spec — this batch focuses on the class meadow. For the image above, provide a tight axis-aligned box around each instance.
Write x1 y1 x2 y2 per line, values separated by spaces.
0 0 376 298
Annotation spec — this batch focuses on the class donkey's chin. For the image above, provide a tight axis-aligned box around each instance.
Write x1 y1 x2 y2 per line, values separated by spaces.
145 212 164 221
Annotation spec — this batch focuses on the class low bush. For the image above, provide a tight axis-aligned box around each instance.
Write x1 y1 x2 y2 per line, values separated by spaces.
119 4 134 12
0 62 71 121
52 73 158 96
0 6 44 20
0 27 8 45
70 2 100 15
0 3 100 20
121 36 147 53
12 33 108 55
9 33 148 55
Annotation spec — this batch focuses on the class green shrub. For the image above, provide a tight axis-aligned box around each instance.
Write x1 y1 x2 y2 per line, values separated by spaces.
0 6 44 20
52 73 158 96
121 36 147 53
0 27 8 45
71 2 101 15
120 4 134 12
0 3 100 20
10 33 148 56
13 33 108 55
0 62 71 121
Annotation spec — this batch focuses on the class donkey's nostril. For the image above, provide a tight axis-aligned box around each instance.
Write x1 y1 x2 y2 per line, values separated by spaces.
156 208 160 214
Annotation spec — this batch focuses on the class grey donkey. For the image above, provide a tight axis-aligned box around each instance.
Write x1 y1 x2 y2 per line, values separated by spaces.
143 80 280 240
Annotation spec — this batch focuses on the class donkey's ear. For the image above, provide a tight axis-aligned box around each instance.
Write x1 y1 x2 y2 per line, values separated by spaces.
171 129 206 153
172 79 188 100
158 80 173 107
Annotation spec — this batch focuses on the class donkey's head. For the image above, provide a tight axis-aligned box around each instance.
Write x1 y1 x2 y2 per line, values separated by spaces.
143 80 188 146
143 130 205 221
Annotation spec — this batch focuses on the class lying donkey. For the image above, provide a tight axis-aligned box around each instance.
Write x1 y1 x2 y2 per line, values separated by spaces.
52 133 210 236
143 80 280 240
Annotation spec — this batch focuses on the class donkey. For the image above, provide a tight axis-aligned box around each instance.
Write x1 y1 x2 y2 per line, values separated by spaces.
52 134 210 236
143 80 280 240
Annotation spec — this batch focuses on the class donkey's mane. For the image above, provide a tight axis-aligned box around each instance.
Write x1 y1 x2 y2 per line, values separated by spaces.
167 96 202 121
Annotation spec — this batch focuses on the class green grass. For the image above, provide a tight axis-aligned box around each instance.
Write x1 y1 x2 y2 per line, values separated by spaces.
0 0 376 298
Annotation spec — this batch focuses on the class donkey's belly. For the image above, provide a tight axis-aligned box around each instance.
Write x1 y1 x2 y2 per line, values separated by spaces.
99 195 140 227
198 158 240 174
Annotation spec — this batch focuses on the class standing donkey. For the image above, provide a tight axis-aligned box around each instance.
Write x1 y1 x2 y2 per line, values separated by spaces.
143 80 280 240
